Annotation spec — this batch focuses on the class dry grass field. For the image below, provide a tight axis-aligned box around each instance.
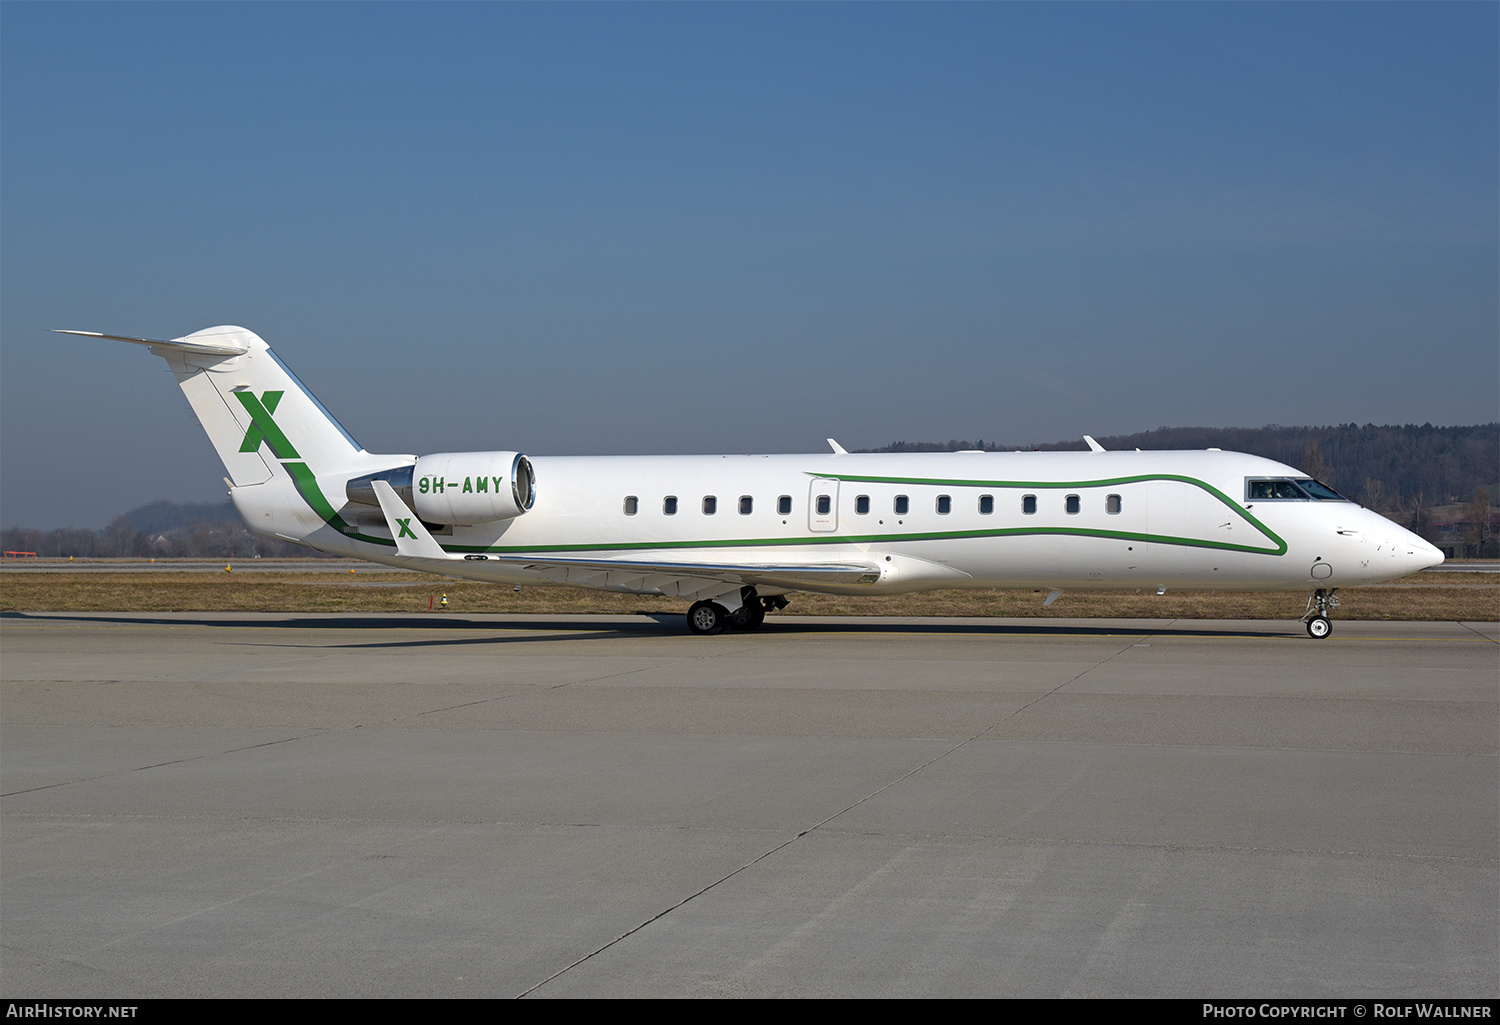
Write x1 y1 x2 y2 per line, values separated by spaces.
1 564 1494 621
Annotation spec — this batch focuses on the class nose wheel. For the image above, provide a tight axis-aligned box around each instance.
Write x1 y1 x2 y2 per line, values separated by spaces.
1301 588 1339 639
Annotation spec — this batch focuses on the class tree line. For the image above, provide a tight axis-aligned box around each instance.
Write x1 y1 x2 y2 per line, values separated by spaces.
2 500 332 560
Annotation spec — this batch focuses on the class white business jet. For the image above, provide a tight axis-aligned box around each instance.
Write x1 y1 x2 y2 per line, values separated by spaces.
57 326 1443 637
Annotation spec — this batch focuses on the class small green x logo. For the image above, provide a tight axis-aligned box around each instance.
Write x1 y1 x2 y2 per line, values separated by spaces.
395 518 417 539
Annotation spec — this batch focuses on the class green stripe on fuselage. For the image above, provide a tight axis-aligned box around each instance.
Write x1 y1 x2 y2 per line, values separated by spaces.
281 465 1286 560
283 461 396 548
799 470 1287 556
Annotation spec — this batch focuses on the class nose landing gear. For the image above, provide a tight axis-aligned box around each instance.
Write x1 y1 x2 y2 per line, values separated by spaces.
1302 588 1340 639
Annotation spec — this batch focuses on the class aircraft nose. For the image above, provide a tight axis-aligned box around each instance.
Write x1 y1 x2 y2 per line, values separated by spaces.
1363 509 1443 576
1413 536 1444 571
1394 522 1443 572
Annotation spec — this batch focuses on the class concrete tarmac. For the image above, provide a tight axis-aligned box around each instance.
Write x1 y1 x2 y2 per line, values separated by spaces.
2 611 1495 998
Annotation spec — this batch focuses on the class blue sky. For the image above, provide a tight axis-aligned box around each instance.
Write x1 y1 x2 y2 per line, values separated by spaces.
3 2 1496 528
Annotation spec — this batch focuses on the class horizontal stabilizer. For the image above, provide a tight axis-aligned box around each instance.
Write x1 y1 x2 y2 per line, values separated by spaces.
53 329 248 357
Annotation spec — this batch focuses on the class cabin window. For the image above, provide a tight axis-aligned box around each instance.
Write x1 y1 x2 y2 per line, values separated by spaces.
816 494 832 516
1106 494 1122 515
979 495 994 515
663 496 678 515
739 495 753 515
703 496 717 515
1022 495 1037 515
624 496 638 515
936 495 952 515
856 495 870 515
894 495 909 515
778 495 792 516
1065 494 1081 515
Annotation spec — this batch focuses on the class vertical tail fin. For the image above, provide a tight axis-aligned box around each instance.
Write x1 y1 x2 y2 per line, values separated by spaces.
57 326 413 553
57 326 369 485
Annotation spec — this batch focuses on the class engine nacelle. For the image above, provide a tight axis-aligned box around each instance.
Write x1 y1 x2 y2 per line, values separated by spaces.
411 451 536 524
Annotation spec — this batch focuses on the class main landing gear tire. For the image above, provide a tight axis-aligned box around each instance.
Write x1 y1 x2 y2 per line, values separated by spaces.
687 600 727 636
1306 615 1332 639
730 603 766 630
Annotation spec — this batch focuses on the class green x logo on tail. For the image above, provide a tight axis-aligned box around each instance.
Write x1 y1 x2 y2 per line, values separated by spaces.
395 518 417 539
234 390 300 459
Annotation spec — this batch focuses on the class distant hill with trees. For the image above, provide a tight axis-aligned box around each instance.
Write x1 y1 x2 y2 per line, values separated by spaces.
2 499 333 560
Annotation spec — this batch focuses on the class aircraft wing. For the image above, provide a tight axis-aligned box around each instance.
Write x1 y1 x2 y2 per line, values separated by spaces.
479 554 882 594
368 480 879 596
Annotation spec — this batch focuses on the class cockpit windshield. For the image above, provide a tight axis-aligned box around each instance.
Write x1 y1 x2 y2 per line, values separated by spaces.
1245 478 1349 502
1295 478 1347 501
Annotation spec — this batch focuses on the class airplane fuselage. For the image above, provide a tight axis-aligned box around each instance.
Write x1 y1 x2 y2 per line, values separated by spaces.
260 449 1438 596
58 325 1444 634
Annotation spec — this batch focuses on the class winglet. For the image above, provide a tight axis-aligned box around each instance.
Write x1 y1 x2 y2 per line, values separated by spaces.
371 479 452 560
827 438 848 455
1083 435 1105 453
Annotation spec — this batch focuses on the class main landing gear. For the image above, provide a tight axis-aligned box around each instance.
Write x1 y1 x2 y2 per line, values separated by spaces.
685 588 787 635
1302 587 1340 639
687 600 728 635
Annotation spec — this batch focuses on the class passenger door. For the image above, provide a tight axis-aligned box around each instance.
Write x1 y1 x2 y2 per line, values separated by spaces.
808 478 839 532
